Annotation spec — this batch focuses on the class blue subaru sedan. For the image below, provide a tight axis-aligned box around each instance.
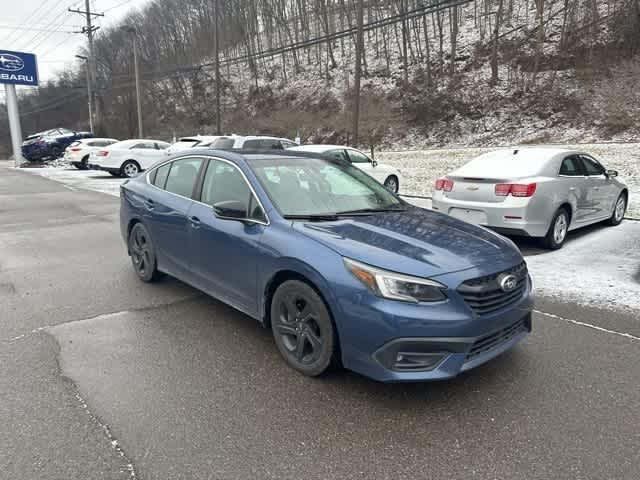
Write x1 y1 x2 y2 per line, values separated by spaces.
120 150 533 382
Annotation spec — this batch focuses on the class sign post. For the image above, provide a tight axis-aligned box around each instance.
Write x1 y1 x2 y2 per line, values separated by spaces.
0 50 39 166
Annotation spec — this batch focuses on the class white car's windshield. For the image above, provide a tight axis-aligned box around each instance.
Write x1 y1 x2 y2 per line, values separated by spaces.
248 156 403 218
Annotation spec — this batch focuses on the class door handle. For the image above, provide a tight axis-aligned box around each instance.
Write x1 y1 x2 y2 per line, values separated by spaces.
189 216 201 228
144 199 154 210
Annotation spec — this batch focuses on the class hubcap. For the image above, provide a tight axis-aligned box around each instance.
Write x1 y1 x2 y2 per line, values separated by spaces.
615 197 626 221
385 177 398 193
130 228 151 276
553 213 568 244
124 163 139 177
275 294 323 365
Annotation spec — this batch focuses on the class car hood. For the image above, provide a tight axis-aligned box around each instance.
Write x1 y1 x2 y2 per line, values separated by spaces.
293 207 523 278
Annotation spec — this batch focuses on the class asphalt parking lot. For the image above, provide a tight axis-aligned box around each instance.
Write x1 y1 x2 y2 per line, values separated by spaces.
1 164 639 479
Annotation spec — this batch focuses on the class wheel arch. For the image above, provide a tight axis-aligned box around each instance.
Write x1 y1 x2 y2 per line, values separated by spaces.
262 267 344 365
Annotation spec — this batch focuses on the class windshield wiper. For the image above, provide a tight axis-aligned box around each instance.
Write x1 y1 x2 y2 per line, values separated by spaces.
334 207 407 216
283 214 339 221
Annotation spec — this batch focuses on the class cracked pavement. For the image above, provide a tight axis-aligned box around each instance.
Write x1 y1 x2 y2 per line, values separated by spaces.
1 164 639 479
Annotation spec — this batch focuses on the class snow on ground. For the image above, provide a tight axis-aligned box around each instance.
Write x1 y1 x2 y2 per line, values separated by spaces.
379 142 640 218
524 221 640 313
20 164 124 198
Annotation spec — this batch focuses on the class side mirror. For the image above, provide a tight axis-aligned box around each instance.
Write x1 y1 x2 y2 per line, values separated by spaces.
372 160 378 167
213 200 247 220
606 170 618 178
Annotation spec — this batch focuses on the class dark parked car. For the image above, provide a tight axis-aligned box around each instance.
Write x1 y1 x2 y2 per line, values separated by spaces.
120 150 533 382
22 128 93 161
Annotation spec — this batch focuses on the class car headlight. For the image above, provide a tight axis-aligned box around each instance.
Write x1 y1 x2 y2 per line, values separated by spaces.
344 258 446 303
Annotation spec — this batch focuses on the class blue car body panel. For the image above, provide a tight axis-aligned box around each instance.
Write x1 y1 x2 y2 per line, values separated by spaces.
120 150 533 382
22 129 93 161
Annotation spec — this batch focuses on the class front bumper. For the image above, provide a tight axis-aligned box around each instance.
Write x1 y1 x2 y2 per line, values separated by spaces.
432 194 549 238
337 272 534 382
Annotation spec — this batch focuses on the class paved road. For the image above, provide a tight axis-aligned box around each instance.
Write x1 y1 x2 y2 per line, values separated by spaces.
1 165 639 480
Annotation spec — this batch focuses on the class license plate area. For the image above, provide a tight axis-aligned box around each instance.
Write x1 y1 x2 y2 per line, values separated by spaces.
448 208 488 225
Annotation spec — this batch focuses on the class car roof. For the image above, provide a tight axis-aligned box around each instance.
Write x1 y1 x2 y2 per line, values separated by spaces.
80 137 118 142
452 147 579 178
289 144 354 152
240 135 291 141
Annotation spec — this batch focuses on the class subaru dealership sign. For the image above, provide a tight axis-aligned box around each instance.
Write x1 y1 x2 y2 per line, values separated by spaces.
0 50 38 86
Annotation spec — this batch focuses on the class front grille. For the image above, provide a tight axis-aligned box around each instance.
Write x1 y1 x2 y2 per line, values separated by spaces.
458 262 528 315
466 316 530 361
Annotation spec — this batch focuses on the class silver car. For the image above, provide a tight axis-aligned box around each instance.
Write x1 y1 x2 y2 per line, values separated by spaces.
431 148 629 249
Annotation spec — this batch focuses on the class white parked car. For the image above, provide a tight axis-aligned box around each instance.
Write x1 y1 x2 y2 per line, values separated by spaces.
197 135 298 150
89 139 171 177
431 147 629 249
288 144 402 193
165 136 222 155
64 138 119 170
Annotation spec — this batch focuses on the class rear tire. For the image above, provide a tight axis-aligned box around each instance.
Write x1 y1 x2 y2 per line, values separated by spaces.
121 160 141 178
79 155 90 170
607 193 627 226
270 280 338 377
542 208 570 250
128 223 162 282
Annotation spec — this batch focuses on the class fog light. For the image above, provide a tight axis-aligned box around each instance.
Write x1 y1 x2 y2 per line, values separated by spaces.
394 352 445 371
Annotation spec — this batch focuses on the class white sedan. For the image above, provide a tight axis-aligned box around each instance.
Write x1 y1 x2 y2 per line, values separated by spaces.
165 136 222 155
288 144 402 193
89 139 171 177
432 147 629 249
64 138 119 170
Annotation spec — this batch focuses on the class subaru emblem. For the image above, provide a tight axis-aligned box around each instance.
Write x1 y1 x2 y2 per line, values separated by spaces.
499 274 518 292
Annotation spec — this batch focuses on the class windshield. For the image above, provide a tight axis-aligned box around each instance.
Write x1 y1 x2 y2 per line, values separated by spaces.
248 156 402 217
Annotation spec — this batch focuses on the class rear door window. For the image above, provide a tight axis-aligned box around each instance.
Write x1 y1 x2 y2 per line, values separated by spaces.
164 158 204 198
211 137 235 149
326 149 349 162
559 156 584 176
152 163 172 189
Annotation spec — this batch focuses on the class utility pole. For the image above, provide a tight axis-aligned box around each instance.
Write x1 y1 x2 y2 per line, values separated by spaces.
69 1 103 129
121 26 143 138
352 0 364 146
213 0 222 135
75 55 94 132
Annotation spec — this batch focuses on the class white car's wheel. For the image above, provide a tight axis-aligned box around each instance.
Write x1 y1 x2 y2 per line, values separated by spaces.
121 160 141 178
608 193 627 226
542 208 569 250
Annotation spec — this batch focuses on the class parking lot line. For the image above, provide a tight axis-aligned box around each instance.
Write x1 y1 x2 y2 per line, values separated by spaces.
534 309 640 342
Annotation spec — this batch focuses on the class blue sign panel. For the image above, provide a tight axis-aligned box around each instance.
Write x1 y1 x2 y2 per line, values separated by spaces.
0 50 38 86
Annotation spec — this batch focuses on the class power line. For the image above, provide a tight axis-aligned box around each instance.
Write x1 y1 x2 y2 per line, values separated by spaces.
0 0 62 44
17 3 75 52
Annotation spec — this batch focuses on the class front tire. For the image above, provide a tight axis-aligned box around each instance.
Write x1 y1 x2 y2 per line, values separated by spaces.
542 208 570 250
384 175 399 194
607 193 627 226
121 160 141 178
270 280 338 377
128 223 161 282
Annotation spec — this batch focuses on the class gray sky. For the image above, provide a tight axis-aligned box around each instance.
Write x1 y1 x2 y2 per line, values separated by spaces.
0 0 150 96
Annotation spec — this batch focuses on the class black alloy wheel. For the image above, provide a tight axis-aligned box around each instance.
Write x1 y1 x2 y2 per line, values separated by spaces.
271 280 337 376
128 223 161 282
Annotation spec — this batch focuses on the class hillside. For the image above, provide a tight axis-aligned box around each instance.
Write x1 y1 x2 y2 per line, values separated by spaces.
1 0 640 153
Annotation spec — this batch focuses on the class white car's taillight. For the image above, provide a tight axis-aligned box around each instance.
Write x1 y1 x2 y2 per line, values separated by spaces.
435 178 454 192
495 183 537 197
